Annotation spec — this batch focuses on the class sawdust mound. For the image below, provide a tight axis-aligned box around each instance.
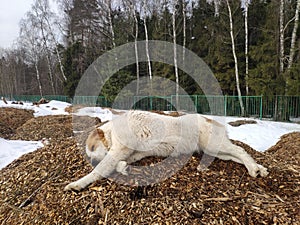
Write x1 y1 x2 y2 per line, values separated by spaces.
0 108 34 139
12 115 73 141
266 132 300 165
12 114 100 142
228 119 257 127
0 111 299 224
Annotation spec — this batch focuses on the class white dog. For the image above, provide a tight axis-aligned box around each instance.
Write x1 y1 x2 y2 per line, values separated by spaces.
65 110 268 191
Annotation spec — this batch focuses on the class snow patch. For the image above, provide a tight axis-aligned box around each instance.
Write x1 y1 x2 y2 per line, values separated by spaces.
0 138 44 169
74 107 113 122
0 100 71 117
208 115 300 152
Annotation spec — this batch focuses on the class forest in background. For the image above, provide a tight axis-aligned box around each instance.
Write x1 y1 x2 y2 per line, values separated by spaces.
0 0 300 101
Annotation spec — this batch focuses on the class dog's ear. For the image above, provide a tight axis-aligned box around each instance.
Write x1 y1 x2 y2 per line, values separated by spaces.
97 129 105 139
96 128 109 148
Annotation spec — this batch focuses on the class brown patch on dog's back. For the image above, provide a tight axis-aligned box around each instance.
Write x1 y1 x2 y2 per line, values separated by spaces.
151 110 182 117
107 108 125 115
204 117 223 127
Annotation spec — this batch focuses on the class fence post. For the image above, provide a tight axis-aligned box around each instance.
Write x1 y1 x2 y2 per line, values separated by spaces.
150 96 153 111
259 95 263 120
224 95 227 117
195 95 198 113
133 96 136 109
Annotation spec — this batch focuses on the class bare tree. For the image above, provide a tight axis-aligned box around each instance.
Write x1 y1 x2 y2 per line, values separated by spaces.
287 0 300 72
122 0 140 94
244 0 249 96
279 0 285 75
30 2 56 94
172 0 179 108
105 0 116 49
214 0 220 17
37 0 67 81
0 48 31 96
143 0 153 81
225 0 245 115
133 4 140 94
55 0 74 44
0 51 17 95
182 0 187 63
19 18 44 96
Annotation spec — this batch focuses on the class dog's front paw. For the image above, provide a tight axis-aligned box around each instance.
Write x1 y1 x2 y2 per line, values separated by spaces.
258 164 269 177
116 161 129 176
197 163 210 172
64 181 85 191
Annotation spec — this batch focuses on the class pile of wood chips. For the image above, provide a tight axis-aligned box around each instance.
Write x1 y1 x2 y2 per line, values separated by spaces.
0 108 34 139
0 108 299 224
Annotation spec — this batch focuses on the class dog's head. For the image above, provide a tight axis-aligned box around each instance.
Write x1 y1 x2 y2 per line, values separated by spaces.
86 128 109 167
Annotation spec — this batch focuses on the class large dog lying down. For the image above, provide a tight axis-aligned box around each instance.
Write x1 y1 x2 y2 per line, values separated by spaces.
65 110 268 191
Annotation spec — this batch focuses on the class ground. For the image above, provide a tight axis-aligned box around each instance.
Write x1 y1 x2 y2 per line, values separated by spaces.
0 108 299 224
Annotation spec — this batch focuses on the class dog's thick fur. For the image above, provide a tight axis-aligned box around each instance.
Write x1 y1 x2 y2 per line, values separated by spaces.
65 111 268 191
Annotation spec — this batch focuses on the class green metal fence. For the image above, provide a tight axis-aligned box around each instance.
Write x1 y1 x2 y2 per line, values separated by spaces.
134 96 174 111
2 95 70 103
2 94 299 122
132 95 264 118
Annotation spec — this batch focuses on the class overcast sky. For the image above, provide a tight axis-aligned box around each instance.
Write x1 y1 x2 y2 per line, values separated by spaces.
0 0 35 49
0 0 62 50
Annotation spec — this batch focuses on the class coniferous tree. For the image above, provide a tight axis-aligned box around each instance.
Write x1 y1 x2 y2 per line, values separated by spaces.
62 41 85 97
248 0 284 96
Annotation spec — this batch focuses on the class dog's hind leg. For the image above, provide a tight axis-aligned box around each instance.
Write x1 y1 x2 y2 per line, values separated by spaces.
204 139 268 178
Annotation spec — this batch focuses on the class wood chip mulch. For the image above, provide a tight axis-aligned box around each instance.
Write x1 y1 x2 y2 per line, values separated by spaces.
0 108 299 224
0 108 34 139
228 120 257 127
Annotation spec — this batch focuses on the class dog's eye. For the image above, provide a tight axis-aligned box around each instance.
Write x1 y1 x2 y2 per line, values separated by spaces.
91 145 95 152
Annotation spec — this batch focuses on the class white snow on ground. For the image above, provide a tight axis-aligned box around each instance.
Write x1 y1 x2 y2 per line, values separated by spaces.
0 100 71 117
0 99 299 169
209 116 300 152
74 107 113 122
33 100 71 117
0 138 44 169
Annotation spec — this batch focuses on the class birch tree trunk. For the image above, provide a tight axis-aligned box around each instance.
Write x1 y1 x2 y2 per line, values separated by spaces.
45 51 56 94
37 0 67 81
19 14 44 98
182 1 186 63
40 22 56 94
34 57 43 97
44 16 67 81
31 1 56 94
106 0 116 49
226 0 245 116
143 0 152 81
130 1 140 94
172 0 179 109
214 0 220 17
244 0 249 96
287 0 300 72
279 0 285 75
